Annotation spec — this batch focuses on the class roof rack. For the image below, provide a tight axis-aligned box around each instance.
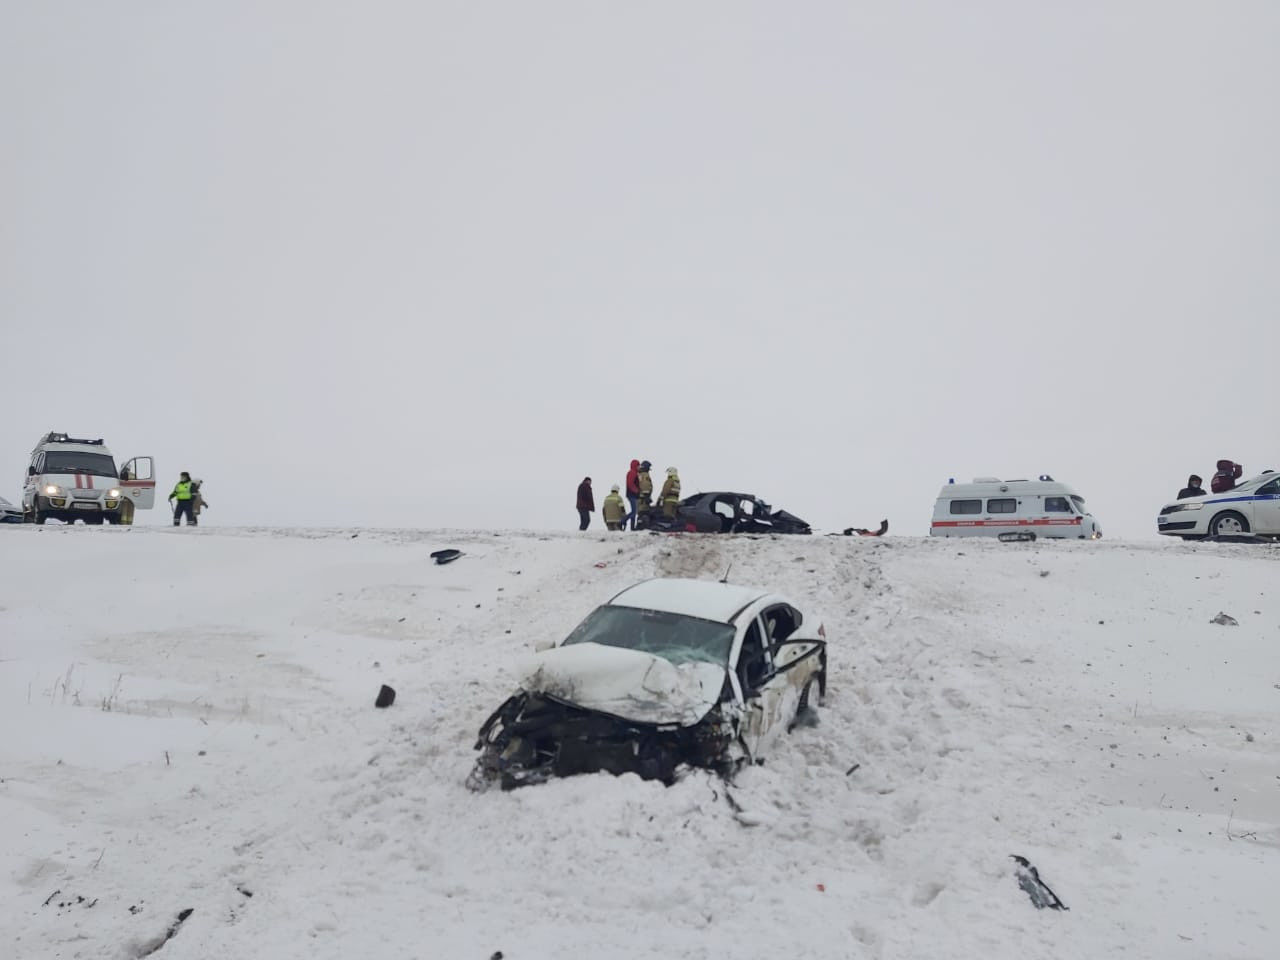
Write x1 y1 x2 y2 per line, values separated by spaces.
38 432 105 446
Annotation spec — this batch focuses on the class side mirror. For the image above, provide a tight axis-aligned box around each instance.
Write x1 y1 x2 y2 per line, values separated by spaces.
533 637 556 653
27 466 36 476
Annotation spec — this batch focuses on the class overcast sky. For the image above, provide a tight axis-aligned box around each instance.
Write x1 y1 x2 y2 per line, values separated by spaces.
2 2 1276 537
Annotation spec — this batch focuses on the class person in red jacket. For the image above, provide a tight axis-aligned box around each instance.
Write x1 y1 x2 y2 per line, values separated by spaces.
576 477 594 531
624 459 640 531
1211 460 1243 494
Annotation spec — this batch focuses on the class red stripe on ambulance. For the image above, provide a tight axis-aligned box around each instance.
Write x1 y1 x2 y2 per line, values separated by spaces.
931 517 1084 529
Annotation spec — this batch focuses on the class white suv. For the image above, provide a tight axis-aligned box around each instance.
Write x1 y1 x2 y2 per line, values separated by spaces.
23 432 156 525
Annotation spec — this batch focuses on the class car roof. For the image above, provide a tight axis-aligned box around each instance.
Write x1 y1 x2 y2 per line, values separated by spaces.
608 578 770 624
938 480 1081 498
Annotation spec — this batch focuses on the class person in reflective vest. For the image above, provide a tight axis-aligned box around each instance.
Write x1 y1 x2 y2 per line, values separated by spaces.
635 461 654 526
660 467 681 519
169 472 197 527
602 485 627 531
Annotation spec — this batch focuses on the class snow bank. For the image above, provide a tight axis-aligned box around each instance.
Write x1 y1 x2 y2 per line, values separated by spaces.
1 527 1277 959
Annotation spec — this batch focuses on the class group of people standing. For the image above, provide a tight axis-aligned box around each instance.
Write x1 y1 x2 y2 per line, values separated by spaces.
1176 459 1245 499
575 460 682 531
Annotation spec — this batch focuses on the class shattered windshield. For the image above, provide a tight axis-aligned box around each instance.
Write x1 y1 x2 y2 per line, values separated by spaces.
42 452 119 478
562 605 735 667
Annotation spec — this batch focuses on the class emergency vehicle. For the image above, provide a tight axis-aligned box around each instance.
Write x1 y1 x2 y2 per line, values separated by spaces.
1156 471 1280 539
930 475 1102 539
22 432 155 525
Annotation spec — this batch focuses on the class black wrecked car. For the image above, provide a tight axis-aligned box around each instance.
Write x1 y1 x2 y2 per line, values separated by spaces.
637 492 812 535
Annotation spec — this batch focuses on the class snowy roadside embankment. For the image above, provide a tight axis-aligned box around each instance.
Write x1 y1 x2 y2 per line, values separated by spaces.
1 527 1277 959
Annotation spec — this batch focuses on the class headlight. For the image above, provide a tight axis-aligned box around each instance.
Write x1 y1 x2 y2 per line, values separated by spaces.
1181 503 1204 511
108 488 121 498
44 484 62 496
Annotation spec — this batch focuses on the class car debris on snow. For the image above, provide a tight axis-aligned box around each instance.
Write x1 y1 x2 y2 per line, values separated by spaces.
842 520 888 537
1010 855 1068 911
1210 612 1239 626
375 684 396 708
430 549 463 565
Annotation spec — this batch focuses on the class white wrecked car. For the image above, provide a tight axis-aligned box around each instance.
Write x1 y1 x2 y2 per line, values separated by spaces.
469 578 828 790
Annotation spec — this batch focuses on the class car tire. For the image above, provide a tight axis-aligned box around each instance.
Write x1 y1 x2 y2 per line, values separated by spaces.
1209 510 1250 537
31 498 47 525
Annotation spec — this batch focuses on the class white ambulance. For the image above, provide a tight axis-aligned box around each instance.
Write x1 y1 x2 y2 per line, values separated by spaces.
22 432 156 525
929 475 1102 540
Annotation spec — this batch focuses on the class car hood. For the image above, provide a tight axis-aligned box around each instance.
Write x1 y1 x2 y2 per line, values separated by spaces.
521 642 726 726
765 508 811 533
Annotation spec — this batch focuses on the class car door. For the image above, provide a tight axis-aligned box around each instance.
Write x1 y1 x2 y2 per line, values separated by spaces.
119 457 157 510
1251 478 1280 534
24 453 48 511
734 615 785 758
740 610 810 759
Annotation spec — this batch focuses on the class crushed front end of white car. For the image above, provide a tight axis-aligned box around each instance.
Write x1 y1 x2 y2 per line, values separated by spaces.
468 579 827 791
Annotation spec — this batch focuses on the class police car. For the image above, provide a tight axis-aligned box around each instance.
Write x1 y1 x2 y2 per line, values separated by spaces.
22 432 155 525
1157 471 1280 539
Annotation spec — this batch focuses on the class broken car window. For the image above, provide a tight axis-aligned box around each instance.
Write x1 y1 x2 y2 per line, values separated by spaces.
562 606 735 667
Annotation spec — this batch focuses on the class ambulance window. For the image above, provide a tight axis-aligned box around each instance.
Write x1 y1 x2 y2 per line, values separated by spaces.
1070 496 1086 512
987 498 1017 514
1044 497 1071 513
949 499 982 515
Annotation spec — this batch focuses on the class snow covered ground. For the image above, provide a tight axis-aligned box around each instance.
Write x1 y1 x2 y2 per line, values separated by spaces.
2 527 1277 960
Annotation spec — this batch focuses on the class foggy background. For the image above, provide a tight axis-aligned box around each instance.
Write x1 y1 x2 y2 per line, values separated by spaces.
3 2 1276 537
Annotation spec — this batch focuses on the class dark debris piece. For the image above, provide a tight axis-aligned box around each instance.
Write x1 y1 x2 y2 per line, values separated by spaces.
375 685 396 708
1011 855 1068 910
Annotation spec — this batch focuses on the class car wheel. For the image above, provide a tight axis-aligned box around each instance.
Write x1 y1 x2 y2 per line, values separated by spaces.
1210 511 1250 537
32 498 46 525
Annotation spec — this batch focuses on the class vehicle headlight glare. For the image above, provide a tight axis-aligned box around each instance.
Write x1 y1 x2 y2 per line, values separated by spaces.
44 485 60 496
108 489 121 498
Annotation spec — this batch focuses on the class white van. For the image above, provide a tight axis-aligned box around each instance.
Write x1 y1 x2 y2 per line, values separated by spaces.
22 432 156 525
929 475 1102 539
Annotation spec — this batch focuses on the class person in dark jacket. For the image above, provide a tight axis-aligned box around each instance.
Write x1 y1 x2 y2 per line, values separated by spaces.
576 477 594 531
624 459 640 530
1211 460 1243 494
1177 475 1206 500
